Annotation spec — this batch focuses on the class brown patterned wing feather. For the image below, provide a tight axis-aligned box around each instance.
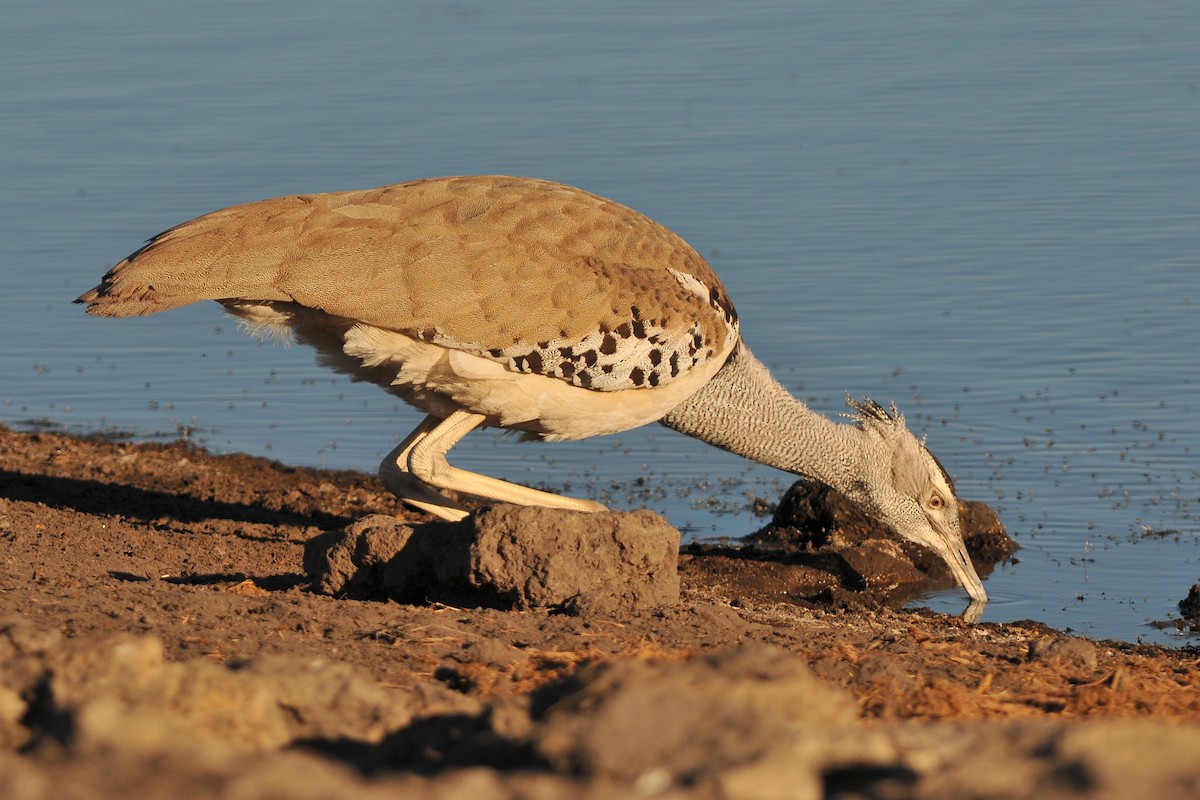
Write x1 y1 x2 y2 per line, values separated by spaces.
77 176 738 390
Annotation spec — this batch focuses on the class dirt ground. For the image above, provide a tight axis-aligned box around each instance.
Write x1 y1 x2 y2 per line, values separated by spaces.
2 424 1199 799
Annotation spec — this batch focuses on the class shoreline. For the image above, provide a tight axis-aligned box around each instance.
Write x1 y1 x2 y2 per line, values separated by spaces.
2 424 1199 797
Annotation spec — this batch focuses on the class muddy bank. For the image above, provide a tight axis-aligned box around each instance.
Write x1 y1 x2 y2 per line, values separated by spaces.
2 425 1199 798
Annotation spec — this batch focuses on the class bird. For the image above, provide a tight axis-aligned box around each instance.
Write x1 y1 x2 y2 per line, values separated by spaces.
76 175 987 604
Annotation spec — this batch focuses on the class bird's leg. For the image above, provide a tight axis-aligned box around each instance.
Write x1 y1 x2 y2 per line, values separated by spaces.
402 410 609 516
379 415 474 521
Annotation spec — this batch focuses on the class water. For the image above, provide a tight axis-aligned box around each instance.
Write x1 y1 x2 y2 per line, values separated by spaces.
3 1 1198 644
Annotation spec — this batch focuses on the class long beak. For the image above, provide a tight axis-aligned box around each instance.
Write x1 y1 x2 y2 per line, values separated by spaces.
944 540 988 604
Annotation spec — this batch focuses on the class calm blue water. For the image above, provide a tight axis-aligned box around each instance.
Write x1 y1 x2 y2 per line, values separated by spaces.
3 1 1198 644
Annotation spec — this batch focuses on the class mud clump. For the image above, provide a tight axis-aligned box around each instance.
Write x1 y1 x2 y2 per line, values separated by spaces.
683 480 1018 609
1179 582 1200 628
305 504 681 614
758 480 1018 576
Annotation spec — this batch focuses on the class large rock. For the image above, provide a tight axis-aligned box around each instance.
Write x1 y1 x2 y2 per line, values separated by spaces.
305 505 680 614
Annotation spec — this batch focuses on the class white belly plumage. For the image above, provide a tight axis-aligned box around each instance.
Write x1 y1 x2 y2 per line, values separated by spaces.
224 300 731 442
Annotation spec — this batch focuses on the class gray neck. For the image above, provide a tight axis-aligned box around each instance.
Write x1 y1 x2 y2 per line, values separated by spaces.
659 342 863 493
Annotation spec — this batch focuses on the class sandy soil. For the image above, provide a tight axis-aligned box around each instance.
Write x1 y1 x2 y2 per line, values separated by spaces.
2 424 1199 799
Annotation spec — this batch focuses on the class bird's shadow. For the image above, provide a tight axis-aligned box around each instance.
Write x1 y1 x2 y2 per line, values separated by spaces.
0 468 353 532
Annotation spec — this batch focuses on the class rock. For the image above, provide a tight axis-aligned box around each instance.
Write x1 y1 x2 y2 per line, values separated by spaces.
1178 581 1200 622
467 505 680 614
305 505 680 614
302 514 426 597
49 634 293 757
0 687 27 751
1027 637 1099 679
533 644 864 796
890 719 1200 798
1048 720 1200 794
238 655 418 745
20 633 421 761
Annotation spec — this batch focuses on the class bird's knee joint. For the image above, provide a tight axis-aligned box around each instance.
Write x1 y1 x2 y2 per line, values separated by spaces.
407 446 449 485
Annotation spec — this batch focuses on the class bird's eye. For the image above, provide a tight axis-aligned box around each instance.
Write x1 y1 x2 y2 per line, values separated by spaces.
928 495 945 510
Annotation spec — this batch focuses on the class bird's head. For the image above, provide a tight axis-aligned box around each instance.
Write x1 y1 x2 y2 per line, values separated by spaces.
842 397 987 604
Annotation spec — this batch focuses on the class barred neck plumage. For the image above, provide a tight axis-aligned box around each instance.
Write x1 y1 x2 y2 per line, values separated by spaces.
657 341 862 491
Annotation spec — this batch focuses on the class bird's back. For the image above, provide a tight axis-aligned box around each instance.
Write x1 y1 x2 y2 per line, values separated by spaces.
78 176 739 393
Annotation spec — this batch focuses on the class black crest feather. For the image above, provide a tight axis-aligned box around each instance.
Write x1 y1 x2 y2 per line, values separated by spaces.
844 395 902 428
